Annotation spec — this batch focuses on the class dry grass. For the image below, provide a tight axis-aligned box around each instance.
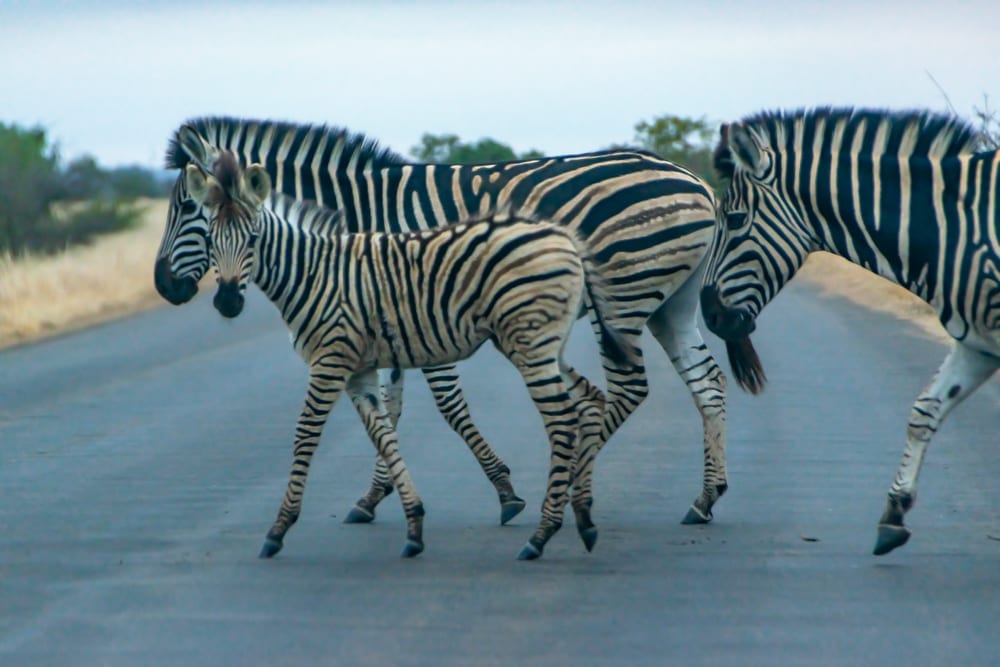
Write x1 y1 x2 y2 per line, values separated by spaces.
797 252 948 344
0 202 947 351
0 199 171 349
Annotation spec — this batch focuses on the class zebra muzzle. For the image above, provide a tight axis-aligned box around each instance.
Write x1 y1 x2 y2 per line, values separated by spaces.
699 285 756 341
213 280 245 318
154 256 199 305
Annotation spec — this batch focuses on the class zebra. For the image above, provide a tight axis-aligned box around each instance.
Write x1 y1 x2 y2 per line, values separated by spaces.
156 116 729 532
699 107 999 555
183 144 638 560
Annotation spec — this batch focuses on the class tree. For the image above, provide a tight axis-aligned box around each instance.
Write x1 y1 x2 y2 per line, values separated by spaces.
411 133 543 163
623 114 722 192
0 123 144 255
0 123 62 252
64 155 110 199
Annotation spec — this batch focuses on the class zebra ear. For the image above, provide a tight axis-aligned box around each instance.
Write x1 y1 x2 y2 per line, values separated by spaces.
727 123 766 178
244 164 272 204
184 164 223 207
713 123 735 178
176 124 220 170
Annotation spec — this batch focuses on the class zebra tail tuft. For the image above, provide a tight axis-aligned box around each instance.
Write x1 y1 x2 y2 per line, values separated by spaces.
571 236 640 369
726 337 767 394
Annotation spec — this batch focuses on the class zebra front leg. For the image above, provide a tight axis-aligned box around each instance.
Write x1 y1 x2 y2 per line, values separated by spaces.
344 367 402 524
422 364 526 525
647 300 729 524
261 365 347 558
874 343 998 555
515 361 581 560
347 369 426 558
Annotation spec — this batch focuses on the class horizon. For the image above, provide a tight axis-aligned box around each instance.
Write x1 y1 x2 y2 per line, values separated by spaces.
3 0 997 169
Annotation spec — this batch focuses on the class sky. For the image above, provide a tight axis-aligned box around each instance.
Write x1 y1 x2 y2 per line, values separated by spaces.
2 0 998 169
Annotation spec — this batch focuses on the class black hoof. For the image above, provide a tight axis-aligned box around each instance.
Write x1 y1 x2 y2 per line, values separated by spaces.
517 542 542 561
681 505 712 525
579 525 598 552
500 496 527 525
344 505 375 524
259 537 283 559
400 539 424 558
873 524 911 555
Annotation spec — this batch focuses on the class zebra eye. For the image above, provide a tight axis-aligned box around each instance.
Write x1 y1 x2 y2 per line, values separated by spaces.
180 201 198 215
247 232 259 246
725 212 748 230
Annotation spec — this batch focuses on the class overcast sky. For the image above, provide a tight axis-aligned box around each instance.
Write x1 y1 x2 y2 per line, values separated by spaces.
3 0 997 168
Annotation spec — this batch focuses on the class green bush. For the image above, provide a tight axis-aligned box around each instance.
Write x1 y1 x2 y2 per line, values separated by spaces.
0 122 157 256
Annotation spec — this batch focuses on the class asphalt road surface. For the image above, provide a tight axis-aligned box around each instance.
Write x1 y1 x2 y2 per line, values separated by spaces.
1 279 997 666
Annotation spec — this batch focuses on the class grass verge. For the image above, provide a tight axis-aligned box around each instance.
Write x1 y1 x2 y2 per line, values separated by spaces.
0 210 946 351
0 199 172 349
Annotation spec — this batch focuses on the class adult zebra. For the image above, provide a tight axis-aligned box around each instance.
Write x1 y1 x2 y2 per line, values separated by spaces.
157 116 728 529
184 146 637 559
700 107 999 555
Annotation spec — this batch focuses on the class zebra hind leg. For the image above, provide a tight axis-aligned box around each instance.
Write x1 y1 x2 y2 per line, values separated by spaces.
347 369 426 558
568 324 648 533
514 359 581 561
562 364 605 551
646 298 729 525
344 368 402 524
874 343 997 555
422 365 526 525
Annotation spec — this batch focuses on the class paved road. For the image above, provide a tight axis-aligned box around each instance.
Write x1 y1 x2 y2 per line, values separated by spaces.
1 279 997 666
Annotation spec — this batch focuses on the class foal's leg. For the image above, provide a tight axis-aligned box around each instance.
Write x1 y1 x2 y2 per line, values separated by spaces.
346 369 426 557
874 342 998 555
260 362 348 559
561 364 606 551
646 288 729 525
344 367 401 524
515 358 581 561
421 365 526 524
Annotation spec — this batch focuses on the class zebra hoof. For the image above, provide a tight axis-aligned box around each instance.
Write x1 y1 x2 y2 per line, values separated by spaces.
344 505 375 524
500 496 527 525
517 542 543 561
873 524 911 556
681 505 712 525
578 525 598 552
259 537 284 559
400 539 424 558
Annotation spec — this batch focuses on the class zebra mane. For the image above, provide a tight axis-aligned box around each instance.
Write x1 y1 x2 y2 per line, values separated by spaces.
165 116 408 171
266 192 346 238
715 107 982 178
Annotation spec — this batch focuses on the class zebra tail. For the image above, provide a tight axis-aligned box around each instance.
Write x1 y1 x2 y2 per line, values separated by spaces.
725 337 767 395
571 238 640 369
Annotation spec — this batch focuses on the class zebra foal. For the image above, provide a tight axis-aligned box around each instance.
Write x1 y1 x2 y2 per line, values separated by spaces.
184 145 636 560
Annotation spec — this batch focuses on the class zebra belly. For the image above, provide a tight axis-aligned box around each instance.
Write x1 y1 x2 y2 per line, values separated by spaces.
367 330 489 370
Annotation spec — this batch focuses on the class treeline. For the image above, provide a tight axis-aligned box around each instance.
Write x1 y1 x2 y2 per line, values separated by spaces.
10 105 993 258
0 123 169 256
411 114 723 192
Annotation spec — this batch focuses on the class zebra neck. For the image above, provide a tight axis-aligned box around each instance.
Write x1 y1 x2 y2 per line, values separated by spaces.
797 154 947 304
253 213 340 317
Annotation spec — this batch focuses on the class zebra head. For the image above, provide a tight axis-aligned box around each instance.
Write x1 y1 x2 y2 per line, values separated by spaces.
703 120 822 330
699 121 818 394
155 125 224 305
183 151 272 319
